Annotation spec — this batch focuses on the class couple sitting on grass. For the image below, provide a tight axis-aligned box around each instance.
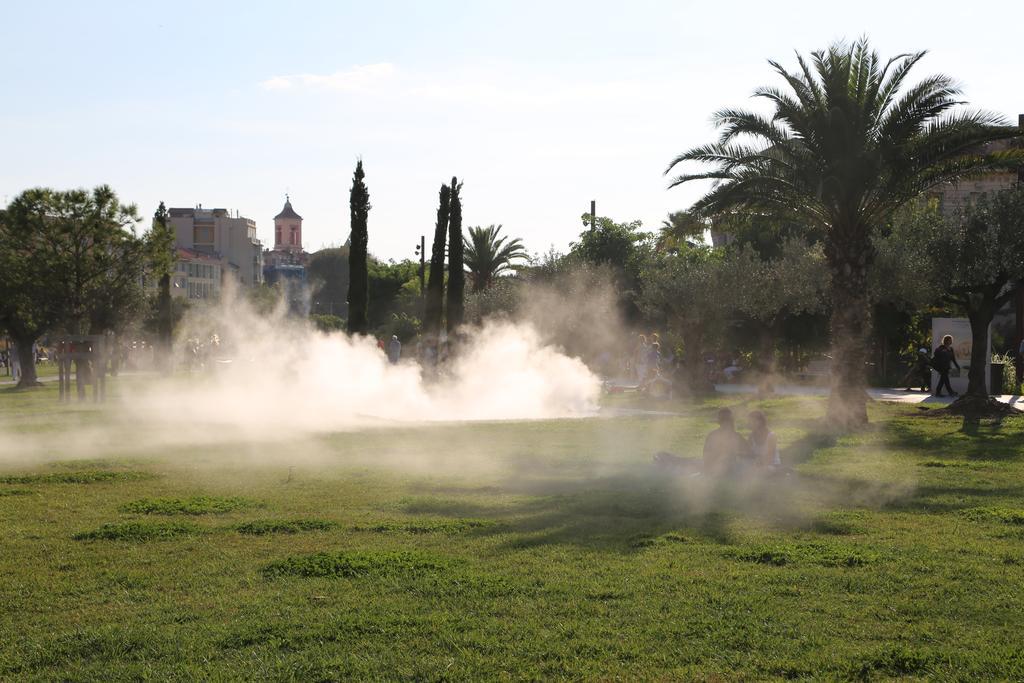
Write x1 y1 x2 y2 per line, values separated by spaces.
655 407 781 477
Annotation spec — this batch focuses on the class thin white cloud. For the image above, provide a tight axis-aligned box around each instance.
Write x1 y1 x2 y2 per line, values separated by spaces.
260 63 397 91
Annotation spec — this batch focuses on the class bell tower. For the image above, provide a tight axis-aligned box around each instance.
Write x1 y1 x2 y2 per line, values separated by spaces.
273 195 303 252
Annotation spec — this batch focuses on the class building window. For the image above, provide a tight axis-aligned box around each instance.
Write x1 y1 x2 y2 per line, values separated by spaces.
276 226 282 245
194 224 214 244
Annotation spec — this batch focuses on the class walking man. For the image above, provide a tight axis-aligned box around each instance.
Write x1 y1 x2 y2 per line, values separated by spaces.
932 335 960 397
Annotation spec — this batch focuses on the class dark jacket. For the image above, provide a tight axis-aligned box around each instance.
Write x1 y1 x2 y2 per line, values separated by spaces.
932 345 959 372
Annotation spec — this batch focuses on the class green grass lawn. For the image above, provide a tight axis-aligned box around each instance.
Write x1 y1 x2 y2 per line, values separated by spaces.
2 381 1023 680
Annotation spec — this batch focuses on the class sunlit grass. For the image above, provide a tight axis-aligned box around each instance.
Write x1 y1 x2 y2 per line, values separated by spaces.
1 378 1023 679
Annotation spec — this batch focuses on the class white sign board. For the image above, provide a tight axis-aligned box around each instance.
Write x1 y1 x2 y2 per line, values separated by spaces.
931 317 989 394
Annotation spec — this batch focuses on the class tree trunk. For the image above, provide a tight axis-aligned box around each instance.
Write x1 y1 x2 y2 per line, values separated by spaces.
964 298 994 398
757 319 778 395
157 272 172 372
682 327 713 395
13 333 40 388
825 256 871 428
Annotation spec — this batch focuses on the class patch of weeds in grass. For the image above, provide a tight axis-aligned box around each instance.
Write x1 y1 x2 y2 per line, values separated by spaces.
630 532 690 549
47 459 113 470
0 470 150 485
352 518 494 535
848 645 933 678
0 488 34 497
963 506 1024 525
920 460 969 468
738 548 790 566
235 518 337 535
73 521 201 542
732 542 875 568
121 496 257 516
262 550 454 579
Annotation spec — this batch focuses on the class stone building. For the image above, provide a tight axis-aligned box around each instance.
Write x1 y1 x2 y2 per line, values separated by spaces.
167 206 264 287
927 114 1023 216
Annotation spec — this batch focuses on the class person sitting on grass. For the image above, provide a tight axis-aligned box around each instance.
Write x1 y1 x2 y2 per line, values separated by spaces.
702 407 751 477
747 410 781 471
653 407 751 476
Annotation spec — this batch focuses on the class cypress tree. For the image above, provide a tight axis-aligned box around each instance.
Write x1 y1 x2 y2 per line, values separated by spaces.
153 201 174 372
347 160 370 335
424 183 450 339
445 177 465 335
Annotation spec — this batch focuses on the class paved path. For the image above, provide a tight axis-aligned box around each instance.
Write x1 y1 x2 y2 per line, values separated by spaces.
0 375 56 386
715 383 1024 410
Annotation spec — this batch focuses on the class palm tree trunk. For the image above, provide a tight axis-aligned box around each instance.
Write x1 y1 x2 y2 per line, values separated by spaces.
825 253 871 427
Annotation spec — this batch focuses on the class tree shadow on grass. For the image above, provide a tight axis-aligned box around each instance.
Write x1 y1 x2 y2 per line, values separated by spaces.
884 484 1024 514
885 413 1024 462
399 468 859 554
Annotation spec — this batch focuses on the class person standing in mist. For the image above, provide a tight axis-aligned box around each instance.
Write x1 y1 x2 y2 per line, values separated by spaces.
387 335 402 364
932 335 960 398
634 335 649 384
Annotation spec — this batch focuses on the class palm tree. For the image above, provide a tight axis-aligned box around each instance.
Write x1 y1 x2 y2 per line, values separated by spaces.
665 38 1023 427
464 225 529 292
657 210 706 251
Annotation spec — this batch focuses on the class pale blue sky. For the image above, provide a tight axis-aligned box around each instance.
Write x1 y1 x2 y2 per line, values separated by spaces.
2 1 1021 260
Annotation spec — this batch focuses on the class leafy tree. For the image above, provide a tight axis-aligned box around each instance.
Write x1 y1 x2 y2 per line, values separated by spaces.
719 238 829 386
308 247 350 317
310 313 346 333
571 215 650 274
247 283 284 316
367 258 420 329
893 188 1024 406
571 215 654 324
424 183 450 339
0 186 147 387
347 160 370 335
446 178 465 334
666 38 1023 427
638 246 727 392
464 224 528 292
